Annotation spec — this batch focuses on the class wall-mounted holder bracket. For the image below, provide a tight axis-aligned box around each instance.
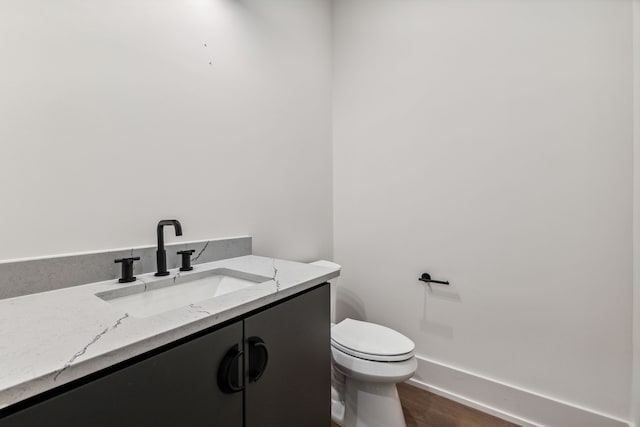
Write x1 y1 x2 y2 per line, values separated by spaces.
419 273 449 285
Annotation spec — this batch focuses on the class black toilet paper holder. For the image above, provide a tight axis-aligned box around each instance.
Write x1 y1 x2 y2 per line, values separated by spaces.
419 273 450 286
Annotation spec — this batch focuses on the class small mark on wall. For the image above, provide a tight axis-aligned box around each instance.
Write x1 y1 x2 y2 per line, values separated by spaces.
204 42 213 67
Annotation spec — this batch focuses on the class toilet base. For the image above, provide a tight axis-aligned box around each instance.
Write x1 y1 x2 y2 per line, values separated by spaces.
338 378 406 427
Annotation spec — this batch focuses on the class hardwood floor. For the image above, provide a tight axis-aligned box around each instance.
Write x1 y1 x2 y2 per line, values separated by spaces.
331 383 520 427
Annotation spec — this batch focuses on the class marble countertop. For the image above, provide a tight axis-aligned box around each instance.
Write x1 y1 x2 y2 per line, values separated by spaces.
0 255 340 410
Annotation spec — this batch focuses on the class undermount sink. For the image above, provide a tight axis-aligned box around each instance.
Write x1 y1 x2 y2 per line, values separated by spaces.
96 268 271 318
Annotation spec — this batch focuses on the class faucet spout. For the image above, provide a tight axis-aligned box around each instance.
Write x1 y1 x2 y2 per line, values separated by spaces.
155 219 183 276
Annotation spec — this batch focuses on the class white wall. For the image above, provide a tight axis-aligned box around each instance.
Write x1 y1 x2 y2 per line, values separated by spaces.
1 0 637 422
333 0 634 421
0 0 333 262
632 0 640 424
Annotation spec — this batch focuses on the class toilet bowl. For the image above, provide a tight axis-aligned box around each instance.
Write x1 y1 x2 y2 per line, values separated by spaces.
309 261 418 427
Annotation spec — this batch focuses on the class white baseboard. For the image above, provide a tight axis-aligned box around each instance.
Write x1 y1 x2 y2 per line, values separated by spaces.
407 355 629 427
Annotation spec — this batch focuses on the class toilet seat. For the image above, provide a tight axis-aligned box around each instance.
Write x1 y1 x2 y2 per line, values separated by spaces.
331 347 417 383
331 340 414 362
331 318 415 362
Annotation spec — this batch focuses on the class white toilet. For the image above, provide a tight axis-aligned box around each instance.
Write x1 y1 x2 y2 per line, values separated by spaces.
310 261 418 427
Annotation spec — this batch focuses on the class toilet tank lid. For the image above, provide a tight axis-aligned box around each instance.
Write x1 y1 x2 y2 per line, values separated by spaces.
309 260 341 269
331 318 415 357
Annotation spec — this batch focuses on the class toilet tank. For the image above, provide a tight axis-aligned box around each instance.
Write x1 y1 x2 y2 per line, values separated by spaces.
309 260 341 324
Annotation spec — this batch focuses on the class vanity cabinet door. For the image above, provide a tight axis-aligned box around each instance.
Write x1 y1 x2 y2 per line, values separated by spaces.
0 321 243 427
244 284 330 427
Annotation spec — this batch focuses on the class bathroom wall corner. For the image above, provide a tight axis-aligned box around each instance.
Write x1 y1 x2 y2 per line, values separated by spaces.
632 0 640 425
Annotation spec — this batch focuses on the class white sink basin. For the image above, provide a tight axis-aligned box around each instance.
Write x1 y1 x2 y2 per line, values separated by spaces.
96 268 271 318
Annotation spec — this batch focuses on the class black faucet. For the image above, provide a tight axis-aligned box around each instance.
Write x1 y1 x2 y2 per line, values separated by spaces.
155 219 183 276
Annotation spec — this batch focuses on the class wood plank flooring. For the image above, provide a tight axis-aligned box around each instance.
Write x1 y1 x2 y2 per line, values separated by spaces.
331 383 520 427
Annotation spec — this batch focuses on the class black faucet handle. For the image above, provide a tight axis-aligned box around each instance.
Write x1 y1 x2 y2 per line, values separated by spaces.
114 257 140 283
177 249 196 272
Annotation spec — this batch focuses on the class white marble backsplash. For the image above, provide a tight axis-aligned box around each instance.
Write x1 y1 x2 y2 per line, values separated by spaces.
0 236 251 300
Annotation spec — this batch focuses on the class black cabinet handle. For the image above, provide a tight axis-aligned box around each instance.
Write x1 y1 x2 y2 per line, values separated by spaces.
248 337 269 382
218 344 244 393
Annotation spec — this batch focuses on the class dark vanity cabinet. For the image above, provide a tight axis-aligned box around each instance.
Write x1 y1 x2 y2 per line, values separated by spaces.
0 323 245 427
0 284 330 427
245 285 330 427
